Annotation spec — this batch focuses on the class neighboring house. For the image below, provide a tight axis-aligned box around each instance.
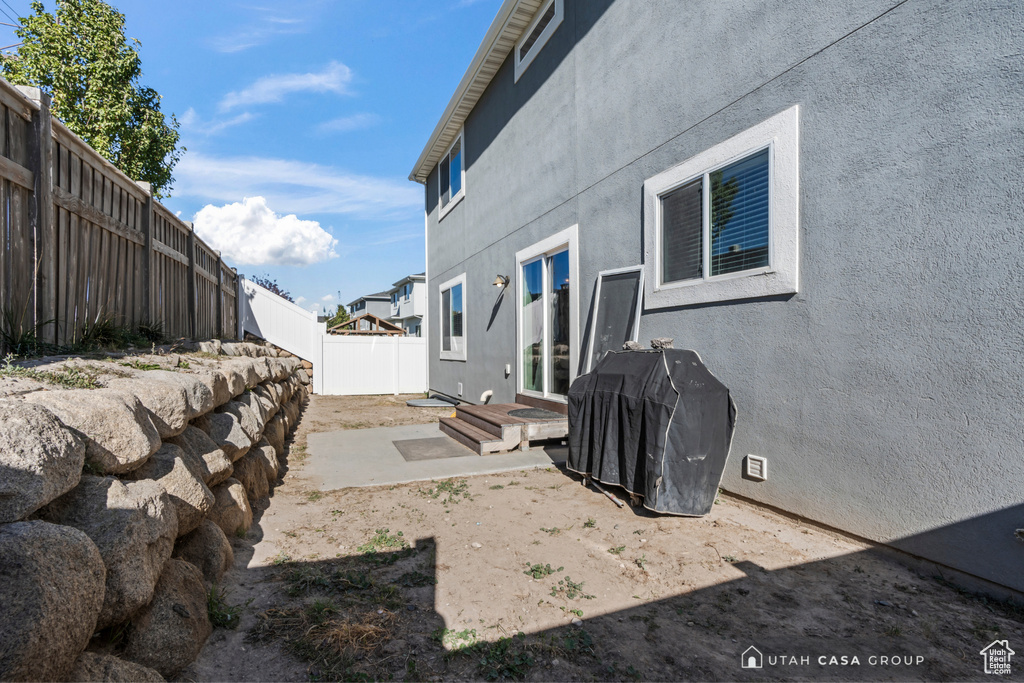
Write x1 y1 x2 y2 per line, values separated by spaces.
387 273 426 337
347 291 391 320
409 1 1024 593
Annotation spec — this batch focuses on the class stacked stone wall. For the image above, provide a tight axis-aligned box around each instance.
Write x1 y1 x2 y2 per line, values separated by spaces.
0 341 311 681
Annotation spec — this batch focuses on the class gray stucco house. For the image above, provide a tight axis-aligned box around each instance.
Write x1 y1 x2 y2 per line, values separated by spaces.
409 0 1023 593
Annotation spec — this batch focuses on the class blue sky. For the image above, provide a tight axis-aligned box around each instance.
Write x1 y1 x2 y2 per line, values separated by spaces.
0 0 501 314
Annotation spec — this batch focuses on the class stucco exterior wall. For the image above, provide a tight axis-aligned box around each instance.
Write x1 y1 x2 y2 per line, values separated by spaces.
422 0 1024 591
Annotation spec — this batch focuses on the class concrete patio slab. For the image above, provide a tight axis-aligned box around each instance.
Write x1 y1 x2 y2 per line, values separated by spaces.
303 423 566 490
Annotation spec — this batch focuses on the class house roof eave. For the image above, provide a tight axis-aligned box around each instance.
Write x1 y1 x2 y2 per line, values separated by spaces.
408 0 545 184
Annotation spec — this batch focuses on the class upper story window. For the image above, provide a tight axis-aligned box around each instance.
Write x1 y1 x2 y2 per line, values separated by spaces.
438 131 465 219
643 105 800 308
514 0 563 82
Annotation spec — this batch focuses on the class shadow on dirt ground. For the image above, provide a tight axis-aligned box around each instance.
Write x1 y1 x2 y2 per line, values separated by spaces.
182 396 1024 682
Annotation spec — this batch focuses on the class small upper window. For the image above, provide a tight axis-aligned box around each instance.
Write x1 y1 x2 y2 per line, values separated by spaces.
438 132 464 218
514 0 563 82
643 105 800 308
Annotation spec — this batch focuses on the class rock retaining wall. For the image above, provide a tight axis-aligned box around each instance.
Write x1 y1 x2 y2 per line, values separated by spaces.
0 341 311 682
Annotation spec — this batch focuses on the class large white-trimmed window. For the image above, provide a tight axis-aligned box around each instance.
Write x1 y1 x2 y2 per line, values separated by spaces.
439 273 467 361
438 131 465 219
643 105 800 308
514 0 563 82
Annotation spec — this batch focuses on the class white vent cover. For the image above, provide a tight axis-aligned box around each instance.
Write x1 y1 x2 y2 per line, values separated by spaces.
745 455 768 481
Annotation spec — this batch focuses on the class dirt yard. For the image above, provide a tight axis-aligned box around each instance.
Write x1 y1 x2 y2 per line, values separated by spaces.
183 395 1024 682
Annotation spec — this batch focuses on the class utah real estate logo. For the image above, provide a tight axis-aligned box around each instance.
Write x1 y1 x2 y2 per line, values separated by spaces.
980 640 1014 675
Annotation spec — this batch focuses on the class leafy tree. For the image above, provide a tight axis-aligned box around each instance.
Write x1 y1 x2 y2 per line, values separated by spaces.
249 274 294 303
326 304 349 329
1 0 182 197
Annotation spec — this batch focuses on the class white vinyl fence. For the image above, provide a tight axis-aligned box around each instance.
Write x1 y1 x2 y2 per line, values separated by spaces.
238 277 427 396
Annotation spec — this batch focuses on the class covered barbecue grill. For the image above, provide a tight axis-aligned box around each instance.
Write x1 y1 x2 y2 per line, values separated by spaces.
567 348 737 516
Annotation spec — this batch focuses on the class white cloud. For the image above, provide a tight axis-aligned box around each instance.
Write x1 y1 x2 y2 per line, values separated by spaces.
210 9 308 53
318 113 379 134
192 197 338 266
320 294 335 302
220 61 352 111
294 296 307 306
180 107 257 136
175 151 421 219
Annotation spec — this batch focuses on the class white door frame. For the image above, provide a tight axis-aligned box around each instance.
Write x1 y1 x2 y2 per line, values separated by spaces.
514 224 579 401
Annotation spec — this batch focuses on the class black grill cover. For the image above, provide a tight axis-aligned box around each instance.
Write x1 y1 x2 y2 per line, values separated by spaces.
567 349 737 516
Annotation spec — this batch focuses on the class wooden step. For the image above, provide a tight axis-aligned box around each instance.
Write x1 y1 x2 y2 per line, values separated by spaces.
456 404 515 439
439 417 502 455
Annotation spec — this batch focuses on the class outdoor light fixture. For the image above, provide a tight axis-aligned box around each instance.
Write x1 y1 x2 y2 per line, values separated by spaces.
492 274 510 288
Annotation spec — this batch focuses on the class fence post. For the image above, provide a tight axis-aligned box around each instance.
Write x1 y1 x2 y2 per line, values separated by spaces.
137 182 154 324
236 275 244 340
186 222 196 340
22 87 54 344
215 253 223 339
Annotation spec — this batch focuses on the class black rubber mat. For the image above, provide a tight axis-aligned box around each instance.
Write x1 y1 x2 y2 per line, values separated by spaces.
393 437 471 461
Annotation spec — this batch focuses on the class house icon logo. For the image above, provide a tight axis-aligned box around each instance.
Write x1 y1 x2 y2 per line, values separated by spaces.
742 646 763 669
980 640 1014 675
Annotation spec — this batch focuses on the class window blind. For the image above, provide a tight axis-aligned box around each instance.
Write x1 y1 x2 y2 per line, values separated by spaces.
661 178 703 284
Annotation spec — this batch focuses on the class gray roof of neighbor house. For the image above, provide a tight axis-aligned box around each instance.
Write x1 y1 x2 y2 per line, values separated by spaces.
408 0 546 183
391 272 426 288
347 291 390 307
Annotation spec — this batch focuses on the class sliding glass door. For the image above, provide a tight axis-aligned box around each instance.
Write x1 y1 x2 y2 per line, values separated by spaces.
520 247 570 399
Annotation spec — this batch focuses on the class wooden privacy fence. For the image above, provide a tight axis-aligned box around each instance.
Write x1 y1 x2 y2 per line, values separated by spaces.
0 77 238 346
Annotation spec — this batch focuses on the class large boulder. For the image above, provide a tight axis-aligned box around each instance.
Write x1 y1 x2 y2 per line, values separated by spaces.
144 371 214 420
251 385 278 421
40 476 178 629
165 425 233 487
225 360 260 390
0 401 85 523
234 391 267 432
0 521 106 682
127 444 214 537
252 438 279 484
68 652 165 682
217 401 261 444
174 520 234 586
264 415 286 457
192 370 232 410
103 377 190 439
267 357 290 382
23 389 160 475
232 452 269 503
251 357 273 383
192 411 251 462
208 479 252 537
123 559 211 679
216 365 246 398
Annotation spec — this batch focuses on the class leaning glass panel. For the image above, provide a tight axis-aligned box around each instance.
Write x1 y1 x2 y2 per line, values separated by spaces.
711 148 770 276
661 178 703 284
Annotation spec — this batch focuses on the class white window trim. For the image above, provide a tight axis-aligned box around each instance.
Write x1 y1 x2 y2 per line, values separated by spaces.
439 272 467 361
584 265 644 373
514 224 579 401
514 0 564 83
643 105 800 309
438 129 465 220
